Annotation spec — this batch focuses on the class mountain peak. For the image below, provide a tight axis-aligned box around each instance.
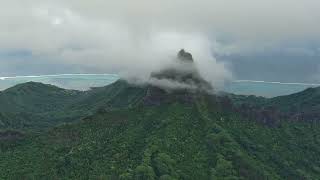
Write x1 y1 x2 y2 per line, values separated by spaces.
177 49 193 62
150 49 212 91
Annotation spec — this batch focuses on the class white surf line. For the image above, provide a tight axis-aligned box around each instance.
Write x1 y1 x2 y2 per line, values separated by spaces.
1 75 318 87
234 80 320 86
0 73 119 80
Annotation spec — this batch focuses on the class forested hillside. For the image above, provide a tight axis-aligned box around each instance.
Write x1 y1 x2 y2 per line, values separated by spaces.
0 80 320 179
0 80 146 130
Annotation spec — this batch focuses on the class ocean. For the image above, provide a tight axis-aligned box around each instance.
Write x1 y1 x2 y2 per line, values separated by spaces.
0 74 318 97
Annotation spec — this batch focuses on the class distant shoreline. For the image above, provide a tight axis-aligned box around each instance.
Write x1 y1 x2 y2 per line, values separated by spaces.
0 73 119 80
1 74 319 86
233 80 320 86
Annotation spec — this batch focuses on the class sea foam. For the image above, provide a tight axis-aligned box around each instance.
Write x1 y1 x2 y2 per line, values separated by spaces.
233 80 320 86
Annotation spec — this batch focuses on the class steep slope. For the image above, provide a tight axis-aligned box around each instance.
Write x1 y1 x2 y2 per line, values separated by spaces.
151 49 212 91
229 86 320 123
0 82 81 113
1 83 320 179
0 82 82 129
0 49 214 131
2 49 320 179
0 80 147 130
266 87 320 121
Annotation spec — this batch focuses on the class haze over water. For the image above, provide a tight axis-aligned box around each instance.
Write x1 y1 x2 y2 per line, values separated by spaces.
0 74 118 91
0 74 318 97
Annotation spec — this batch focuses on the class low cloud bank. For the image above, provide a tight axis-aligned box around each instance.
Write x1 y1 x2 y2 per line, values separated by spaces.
2 0 320 86
1 1 235 89
120 43 232 91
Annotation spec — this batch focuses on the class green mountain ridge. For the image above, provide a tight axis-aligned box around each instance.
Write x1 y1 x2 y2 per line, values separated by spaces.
0 80 148 130
229 86 320 124
1 80 320 179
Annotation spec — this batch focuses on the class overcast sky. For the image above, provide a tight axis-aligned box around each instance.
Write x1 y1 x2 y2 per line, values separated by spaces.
1 0 320 83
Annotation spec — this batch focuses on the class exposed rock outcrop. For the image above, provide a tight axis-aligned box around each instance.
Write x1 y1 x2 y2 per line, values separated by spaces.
150 49 212 91
177 49 193 62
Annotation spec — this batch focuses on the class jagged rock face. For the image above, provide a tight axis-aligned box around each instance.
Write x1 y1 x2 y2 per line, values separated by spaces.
177 49 193 62
142 86 196 106
150 49 212 91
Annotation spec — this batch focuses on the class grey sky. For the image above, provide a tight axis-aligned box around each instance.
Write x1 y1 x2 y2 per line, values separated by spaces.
0 0 319 84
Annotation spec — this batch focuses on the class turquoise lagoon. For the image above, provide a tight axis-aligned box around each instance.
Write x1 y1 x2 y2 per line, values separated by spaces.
0 74 319 97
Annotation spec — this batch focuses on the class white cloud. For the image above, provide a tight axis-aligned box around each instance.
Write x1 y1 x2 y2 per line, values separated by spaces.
0 0 319 86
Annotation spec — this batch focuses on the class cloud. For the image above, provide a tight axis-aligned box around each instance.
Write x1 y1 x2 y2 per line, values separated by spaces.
0 0 319 86
57 0 320 40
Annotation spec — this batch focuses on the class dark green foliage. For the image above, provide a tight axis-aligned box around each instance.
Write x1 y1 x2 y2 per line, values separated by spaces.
152 153 175 176
0 80 147 130
134 165 156 180
268 87 320 112
211 154 238 180
228 86 320 125
0 80 320 179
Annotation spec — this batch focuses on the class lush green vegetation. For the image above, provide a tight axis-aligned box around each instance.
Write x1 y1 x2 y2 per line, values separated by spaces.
0 80 320 179
229 86 320 123
0 81 147 130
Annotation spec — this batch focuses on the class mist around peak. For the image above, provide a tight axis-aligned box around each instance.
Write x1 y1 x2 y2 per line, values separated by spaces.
148 49 214 92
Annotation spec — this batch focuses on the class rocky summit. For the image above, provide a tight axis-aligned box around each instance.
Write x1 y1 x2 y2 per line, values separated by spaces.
150 49 213 91
177 49 194 62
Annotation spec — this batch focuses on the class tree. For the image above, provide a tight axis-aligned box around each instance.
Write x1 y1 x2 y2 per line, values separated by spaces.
152 153 175 176
134 165 156 180
211 154 239 180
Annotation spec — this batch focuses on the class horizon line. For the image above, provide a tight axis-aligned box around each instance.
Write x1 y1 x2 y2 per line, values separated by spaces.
0 73 119 80
234 80 320 86
0 73 319 86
